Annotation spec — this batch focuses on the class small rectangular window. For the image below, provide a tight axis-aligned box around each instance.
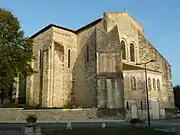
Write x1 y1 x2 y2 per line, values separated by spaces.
68 49 70 68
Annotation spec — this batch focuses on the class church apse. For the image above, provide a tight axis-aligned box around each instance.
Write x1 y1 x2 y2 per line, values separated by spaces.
96 25 124 109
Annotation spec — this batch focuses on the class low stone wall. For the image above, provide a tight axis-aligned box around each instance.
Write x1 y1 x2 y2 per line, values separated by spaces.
126 108 166 120
165 108 178 119
0 108 125 121
97 108 125 119
0 108 98 121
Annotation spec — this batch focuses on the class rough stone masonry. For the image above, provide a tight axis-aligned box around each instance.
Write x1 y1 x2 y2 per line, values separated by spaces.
23 11 174 119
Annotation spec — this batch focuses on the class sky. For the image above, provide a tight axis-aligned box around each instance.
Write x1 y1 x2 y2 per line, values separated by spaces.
1 0 180 85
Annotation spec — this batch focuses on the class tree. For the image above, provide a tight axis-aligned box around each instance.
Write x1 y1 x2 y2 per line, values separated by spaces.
173 85 180 110
0 8 34 103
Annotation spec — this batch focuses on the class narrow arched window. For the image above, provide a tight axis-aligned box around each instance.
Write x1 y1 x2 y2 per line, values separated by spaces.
121 40 126 60
130 43 135 62
126 101 129 110
157 79 160 91
153 78 156 90
148 78 152 90
140 101 143 110
39 49 42 70
86 45 89 63
131 77 136 90
68 49 70 68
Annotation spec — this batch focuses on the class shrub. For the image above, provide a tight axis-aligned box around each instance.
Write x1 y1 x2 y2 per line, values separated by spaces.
26 115 37 123
63 103 74 109
165 108 178 114
130 118 142 124
130 118 146 128
0 104 24 108
23 105 37 110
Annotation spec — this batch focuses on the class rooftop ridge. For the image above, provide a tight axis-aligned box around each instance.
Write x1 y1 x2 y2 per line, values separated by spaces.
30 18 102 39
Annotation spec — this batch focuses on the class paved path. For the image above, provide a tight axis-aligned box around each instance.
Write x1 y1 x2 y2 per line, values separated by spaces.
153 119 180 124
0 121 130 131
151 119 180 134
0 119 179 132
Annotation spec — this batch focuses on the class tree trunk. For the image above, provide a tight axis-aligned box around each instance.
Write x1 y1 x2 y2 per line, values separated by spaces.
8 85 13 104
1 90 4 104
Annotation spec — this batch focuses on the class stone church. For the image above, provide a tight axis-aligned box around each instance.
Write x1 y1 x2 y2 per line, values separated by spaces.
25 11 174 118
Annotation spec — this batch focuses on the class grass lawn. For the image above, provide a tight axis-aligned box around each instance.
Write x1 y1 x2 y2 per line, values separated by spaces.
44 127 171 135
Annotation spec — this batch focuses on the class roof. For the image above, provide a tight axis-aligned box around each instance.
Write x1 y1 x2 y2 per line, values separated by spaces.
123 63 162 73
76 18 102 33
30 24 75 39
30 11 143 39
30 18 102 39
30 12 171 68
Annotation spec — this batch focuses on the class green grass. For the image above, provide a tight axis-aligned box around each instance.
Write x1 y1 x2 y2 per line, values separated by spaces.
44 127 172 135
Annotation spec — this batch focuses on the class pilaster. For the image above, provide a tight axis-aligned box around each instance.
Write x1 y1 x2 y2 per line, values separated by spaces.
50 41 55 107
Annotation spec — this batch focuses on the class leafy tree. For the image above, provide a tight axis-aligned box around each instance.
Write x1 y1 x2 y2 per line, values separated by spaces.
173 85 180 110
0 8 34 103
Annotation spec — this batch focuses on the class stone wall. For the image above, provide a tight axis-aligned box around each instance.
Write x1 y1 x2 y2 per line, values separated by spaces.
96 24 124 109
27 26 78 107
0 108 125 121
138 31 174 108
72 21 103 107
52 27 77 107
123 70 164 102
26 28 53 107
126 109 166 120
26 11 174 110
104 12 141 64
103 12 174 109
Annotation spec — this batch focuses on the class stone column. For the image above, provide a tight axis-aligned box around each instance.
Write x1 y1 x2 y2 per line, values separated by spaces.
114 51 124 109
111 79 116 108
112 53 116 73
103 54 107 72
47 47 51 107
118 79 125 108
97 52 99 73
97 78 105 108
114 79 124 108
106 79 113 108
50 42 55 107
114 80 120 108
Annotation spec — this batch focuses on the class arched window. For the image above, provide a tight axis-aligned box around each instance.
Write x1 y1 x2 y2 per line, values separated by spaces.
157 79 160 91
140 101 143 110
130 43 135 62
131 77 136 90
153 78 156 90
68 49 70 68
121 40 126 60
39 49 42 70
148 78 152 90
86 45 89 63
